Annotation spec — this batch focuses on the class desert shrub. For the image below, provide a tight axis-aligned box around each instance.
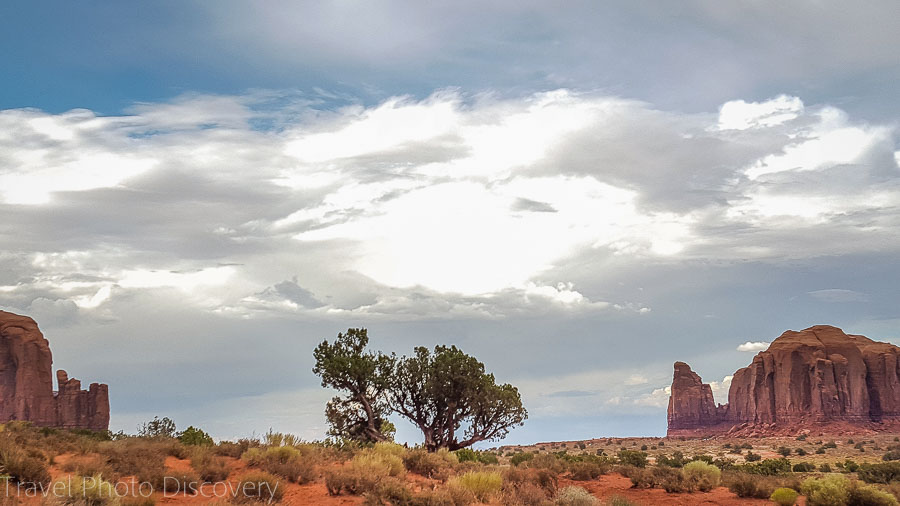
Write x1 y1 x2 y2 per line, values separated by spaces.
820 463 832 472
824 441 838 449
353 449 405 477
554 486 597 506
745 451 761 462
569 461 605 481
778 446 792 457
52 474 120 505
178 426 213 446
62 454 114 478
683 460 721 492
363 479 414 506
770 487 799 506
448 471 502 502
403 448 457 479
214 440 245 458
191 448 231 482
619 465 684 492
848 482 899 506
121 497 156 506
501 481 550 506
99 439 167 484
138 416 177 439
798 434 809 441
161 471 200 495
796 448 808 456
511 452 535 467
504 467 559 495
884 451 900 462
242 445 317 484
742 458 792 476
793 462 816 472
817 447 827 454
527 453 567 473
802 475 851 506
409 488 457 506
844 460 861 472
616 450 646 468
234 471 284 503
724 471 800 499
656 451 686 468
454 448 498 465
859 462 900 484
0 438 51 489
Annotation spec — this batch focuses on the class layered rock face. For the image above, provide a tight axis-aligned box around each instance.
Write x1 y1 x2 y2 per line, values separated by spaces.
668 325 900 436
0 310 109 430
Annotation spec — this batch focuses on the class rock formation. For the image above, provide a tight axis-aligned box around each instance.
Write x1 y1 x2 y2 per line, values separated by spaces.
0 310 109 430
668 325 900 436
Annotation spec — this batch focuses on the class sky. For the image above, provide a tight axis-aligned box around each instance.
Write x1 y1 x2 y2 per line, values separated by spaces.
1 1 899 445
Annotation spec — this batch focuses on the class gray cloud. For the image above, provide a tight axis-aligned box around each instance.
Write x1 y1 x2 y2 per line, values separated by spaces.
1 89 899 443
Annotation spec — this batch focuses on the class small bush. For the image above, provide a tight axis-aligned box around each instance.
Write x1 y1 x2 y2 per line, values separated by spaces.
569 461 605 481
742 458 791 476
859 462 900 484
802 475 851 506
454 448 498 465
683 460 721 492
234 471 284 503
511 452 535 467
820 463 832 472
724 471 800 499
0 441 51 489
53 474 120 505
616 450 647 468
448 471 502 502
242 445 318 484
192 448 231 482
178 426 213 446
848 482 899 506
885 451 900 462
162 471 200 494
770 487 799 506
555 486 597 506
528 453 567 473
403 448 456 480
778 447 792 457
793 462 816 472
603 496 635 506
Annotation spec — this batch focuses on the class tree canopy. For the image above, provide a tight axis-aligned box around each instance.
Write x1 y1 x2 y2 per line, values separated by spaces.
312 328 396 443
313 329 527 450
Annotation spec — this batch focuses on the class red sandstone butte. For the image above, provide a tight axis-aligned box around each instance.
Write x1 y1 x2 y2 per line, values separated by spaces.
0 310 109 430
668 325 900 436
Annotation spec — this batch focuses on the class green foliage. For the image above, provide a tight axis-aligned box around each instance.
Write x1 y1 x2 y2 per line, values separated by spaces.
683 460 721 492
616 450 647 468
511 451 535 467
848 482 899 506
554 486 598 505
391 345 527 451
858 462 900 484
770 487 799 506
314 329 397 444
742 458 791 476
792 462 816 472
454 448 498 464
745 451 761 462
137 416 177 438
242 445 318 484
884 451 900 462
178 426 213 446
448 471 503 502
802 475 851 506
778 446 792 457
403 448 456 479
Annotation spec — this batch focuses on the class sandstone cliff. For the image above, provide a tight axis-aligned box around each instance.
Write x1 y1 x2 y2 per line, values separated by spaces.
0 310 109 430
668 325 900 436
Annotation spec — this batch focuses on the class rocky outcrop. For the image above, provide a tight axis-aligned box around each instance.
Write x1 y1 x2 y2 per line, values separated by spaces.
0 310 109 430
668 325 900 436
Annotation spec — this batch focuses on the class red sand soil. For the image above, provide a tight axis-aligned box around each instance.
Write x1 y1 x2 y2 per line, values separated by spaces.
560 474 776 506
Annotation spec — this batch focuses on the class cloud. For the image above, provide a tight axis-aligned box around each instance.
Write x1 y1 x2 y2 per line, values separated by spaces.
709 375 733 405
737 342 770 352
718 95 803 130
2 88 900 441
808 289 869 303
